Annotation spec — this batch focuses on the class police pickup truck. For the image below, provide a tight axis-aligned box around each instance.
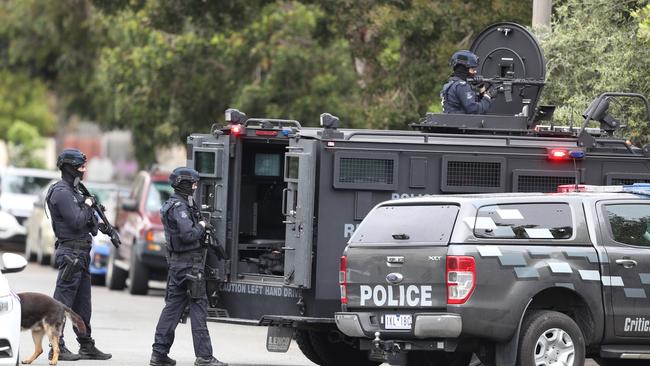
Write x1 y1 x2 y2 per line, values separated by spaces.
335 184 650 366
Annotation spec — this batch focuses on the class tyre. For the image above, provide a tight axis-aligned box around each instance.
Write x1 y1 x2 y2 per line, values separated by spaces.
307 328 380 366
24 240 36 262
36 250 50 266
106 249 127 290
517 310 585 366
129 248 149 295
295 329 324 365
407 351 472 366
91 273 105 286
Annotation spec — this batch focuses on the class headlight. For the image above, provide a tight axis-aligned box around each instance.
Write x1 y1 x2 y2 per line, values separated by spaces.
0 295 14 313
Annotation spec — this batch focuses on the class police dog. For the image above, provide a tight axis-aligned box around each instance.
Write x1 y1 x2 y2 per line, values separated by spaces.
18 292 86 365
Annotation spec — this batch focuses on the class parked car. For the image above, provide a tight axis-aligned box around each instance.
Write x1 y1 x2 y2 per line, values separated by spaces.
107 170 171 295
0 167 58 246
25 181 121 270
89 232 112 286
0 252 28 366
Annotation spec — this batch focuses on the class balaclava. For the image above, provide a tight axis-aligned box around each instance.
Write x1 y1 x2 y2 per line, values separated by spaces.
453 64 471 81
61 164 84 187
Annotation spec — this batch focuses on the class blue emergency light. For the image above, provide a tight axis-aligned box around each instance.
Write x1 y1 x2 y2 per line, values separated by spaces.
622 183 650 196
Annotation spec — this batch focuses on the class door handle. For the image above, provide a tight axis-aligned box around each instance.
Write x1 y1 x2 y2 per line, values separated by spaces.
615 259 638 268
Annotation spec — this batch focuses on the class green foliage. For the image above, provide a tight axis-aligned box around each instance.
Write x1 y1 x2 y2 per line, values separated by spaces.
537 0 650 143
0 0 107 117
0 71 55 140
0 0 534 165
7 121 45 168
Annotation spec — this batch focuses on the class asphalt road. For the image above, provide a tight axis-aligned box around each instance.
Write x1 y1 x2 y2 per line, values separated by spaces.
7 252 599 366
9 261 315 366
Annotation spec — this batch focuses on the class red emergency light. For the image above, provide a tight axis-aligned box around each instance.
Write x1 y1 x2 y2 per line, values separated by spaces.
547 149 586 161
548 149 569 160
230 124 243 136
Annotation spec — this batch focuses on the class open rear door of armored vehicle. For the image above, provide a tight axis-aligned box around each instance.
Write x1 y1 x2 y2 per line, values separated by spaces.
283 138 317 288
188 133 230 278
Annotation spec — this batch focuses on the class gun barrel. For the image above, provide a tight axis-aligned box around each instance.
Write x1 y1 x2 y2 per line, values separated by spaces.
470 77 545 86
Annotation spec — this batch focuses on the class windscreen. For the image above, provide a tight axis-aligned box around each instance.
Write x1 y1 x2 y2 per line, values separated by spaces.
350 204 459 245
2 175 53 195
146 182 174 213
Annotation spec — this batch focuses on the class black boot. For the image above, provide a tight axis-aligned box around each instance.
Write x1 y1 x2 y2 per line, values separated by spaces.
78 340 112 360
150 351 177 366
48 343 81 361
194 356 228 366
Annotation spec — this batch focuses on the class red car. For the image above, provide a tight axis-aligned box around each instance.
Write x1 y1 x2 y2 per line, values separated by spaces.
106 170 172 295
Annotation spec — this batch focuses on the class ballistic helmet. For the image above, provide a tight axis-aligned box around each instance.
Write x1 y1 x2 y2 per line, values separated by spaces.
56 148 87 168
169 167 200 188
450 50 479 69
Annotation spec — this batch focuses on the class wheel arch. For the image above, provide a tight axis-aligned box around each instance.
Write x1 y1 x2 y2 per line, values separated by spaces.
495 285 601 366
526 286 599 345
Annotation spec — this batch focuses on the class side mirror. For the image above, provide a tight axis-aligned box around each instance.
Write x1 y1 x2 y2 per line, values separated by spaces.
0 253 27 274
121 199 138 212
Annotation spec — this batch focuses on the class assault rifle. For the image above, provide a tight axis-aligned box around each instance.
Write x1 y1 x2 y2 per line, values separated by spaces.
202 224 229 260
78 182 122 248
467 76 546 103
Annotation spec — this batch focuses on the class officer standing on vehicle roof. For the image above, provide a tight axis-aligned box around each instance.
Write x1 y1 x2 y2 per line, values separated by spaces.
150 167 227 366
441 50 493 114
47 148 112 361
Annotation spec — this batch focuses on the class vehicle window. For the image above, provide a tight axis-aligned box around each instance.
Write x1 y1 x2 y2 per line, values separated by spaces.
145 182 173 213
604 204 650 247
1 175 53 195
131 175 144 200
474 203 573 239
87 187 115 205
350 204 459 245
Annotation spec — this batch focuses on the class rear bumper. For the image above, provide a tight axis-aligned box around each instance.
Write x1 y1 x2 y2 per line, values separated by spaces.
335 312 462 339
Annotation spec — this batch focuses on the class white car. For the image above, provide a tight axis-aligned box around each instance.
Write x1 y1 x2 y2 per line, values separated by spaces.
0 252 27 366
26 181 120 267
0 167 58 245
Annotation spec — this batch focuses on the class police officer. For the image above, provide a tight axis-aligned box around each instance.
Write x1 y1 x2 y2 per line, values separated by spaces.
441 50 492 114
47 148 111 361
150 167 226 366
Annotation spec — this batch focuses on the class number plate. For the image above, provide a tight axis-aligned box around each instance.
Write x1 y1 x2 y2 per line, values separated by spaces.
384 314 412 330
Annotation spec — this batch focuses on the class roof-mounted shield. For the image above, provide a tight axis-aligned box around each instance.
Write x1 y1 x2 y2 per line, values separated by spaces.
470 22 546 119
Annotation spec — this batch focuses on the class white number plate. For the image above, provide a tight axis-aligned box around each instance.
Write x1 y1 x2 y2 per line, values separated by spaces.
384 314 412 330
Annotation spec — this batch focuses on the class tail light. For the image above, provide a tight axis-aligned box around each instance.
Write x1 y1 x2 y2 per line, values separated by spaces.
339 256 348 305
446 256 476 305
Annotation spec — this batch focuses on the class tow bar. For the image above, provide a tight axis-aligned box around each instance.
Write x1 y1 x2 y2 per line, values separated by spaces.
371 332 407 366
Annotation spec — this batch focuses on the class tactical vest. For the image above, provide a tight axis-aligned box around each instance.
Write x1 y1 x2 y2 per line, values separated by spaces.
160 197 202 254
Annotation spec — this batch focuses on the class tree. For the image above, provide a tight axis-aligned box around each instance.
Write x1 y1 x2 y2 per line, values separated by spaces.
7 121 45 168
0 0 107 117
0 71 55 140
93 1 362 162
536 0 650 143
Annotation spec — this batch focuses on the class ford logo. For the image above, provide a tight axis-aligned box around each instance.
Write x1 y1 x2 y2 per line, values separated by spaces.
385 273 404 284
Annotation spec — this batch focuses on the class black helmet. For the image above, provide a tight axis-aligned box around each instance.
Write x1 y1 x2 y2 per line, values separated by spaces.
169 167 200 188
450 50 479 69
57 148 87 168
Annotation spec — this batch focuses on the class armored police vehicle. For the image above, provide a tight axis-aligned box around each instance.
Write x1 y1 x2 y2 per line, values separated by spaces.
186 23 650 365
336 185 650 366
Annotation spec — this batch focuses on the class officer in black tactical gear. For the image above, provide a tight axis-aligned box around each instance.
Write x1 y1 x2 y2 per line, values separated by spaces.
150 167 227 366
441 50 492 114
47 148 112 361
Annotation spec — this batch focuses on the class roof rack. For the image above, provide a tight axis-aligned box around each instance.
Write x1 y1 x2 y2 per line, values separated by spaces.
245 118 301 129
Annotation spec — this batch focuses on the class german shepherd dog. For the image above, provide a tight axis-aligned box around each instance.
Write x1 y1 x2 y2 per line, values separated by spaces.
18 292 86 365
